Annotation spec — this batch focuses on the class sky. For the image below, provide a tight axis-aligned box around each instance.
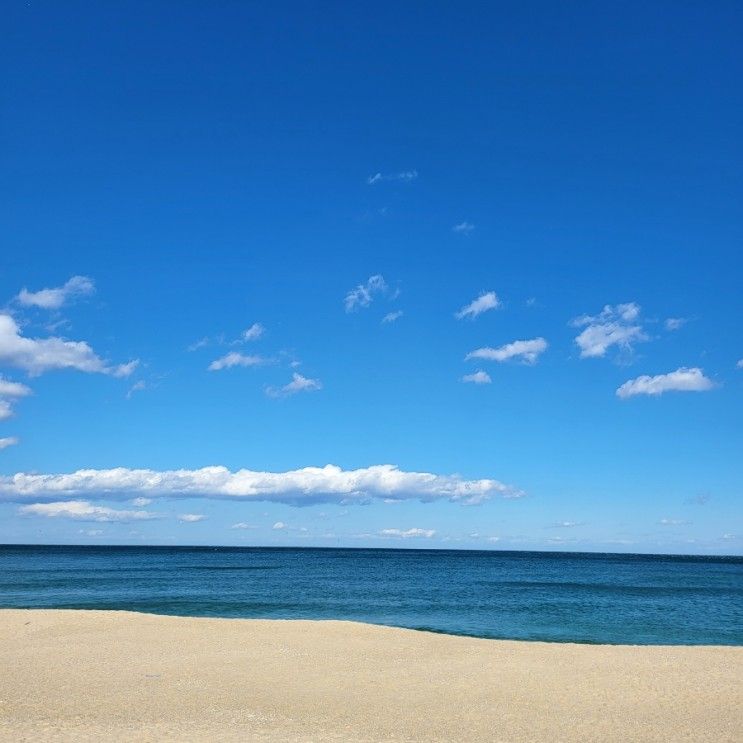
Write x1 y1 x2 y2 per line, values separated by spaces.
1 1 741 554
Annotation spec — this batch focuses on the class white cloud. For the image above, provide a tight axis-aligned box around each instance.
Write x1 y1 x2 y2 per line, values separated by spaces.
178 513 206 522
462 370 491 384
466 338 547 365
366 170 418 185
0 377 32 398
266 372 322 398
18 500 162 522
0 401 13 420
0 464 523 506
452 221 475 234
659 518 689 526
616 367 715 399
455 291 500 320
187 337 211 352
0 313 136 377
208 352 266 371
0 436 19 450
272 521 286 530
242 323 265 341
737 359 743 369
664 317 687 331
130 497 152 506
230 522 256 530
379 528 436 539
553 521 582 528
126 380 147 399
344 275 388 312
16 275 95 310
80 529 104 537
382 310 403 324
571 302 647 359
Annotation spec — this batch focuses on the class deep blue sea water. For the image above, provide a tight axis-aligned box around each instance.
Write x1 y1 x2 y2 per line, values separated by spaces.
1 545 741 645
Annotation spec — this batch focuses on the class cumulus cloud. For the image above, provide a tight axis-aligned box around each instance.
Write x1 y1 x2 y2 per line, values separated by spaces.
272 521 286 530
18 500 162 522
616 367 714 399
0 377 32 398
462 370 491 384
16 276 95 310
0 401 13 420
455 291 500 320
737 359 743 369
466 338 547 365
266 372 322 398
452 221 475 234
344 275 388 312
379 528 436 538
230 522 256 530
0 314 136 377
366 170 418 185
382 310 403 324
242 323 264 341
664 317 687 331
0 436 19 450
208 352 266 371
0 464 523 506
572 303 647 359
178 513 206 522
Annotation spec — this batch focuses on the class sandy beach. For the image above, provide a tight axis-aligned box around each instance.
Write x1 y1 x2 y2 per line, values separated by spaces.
1 609 741 742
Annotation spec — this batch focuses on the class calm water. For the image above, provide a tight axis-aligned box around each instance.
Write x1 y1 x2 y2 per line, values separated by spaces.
1 545 741 645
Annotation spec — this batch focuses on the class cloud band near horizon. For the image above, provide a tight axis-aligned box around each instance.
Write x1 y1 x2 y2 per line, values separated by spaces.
0 464 523 506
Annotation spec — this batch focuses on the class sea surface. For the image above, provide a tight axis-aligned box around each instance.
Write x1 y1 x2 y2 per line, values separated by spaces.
1 545 741 645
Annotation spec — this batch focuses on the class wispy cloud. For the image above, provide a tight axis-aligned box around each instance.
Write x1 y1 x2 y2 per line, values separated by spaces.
462 370 491 384
344 275 388 312
242 322 265 341
382 310 403 324
664 317 687 331
266 372 322 398
737 359 743 369
379 527 436 538
0 436 19 450
658 518 689 526
16 275 95 310
230 522 256 530
178 513 206 523
126 380 147 399
466 338 547 365
551 521 583 528
208 352 267 371
452 221 475 234
455 291 500 320
272 521 286 530
1 464 523 506
616 367 715 398
18 500 162 522
0 314 136 377
571 303 647 359
366 170 418 185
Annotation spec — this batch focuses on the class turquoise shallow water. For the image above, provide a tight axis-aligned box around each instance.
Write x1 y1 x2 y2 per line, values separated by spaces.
1 545 741 645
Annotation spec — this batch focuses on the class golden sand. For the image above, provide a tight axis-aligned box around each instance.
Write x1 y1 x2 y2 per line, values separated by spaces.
1 609 741 742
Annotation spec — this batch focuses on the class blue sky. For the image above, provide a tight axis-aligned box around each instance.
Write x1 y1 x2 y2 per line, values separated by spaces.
1 1 741 553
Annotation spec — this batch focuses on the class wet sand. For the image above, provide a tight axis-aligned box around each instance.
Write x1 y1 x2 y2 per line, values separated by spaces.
1 609 741 742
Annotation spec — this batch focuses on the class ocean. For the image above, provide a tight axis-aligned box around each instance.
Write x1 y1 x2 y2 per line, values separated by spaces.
1 545 741 645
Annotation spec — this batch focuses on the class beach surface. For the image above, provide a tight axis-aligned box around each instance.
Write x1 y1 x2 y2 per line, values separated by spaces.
1 610 741 742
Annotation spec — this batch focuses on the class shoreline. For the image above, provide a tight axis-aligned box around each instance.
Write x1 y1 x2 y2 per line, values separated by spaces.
2 609 742 742
2 605 741 647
